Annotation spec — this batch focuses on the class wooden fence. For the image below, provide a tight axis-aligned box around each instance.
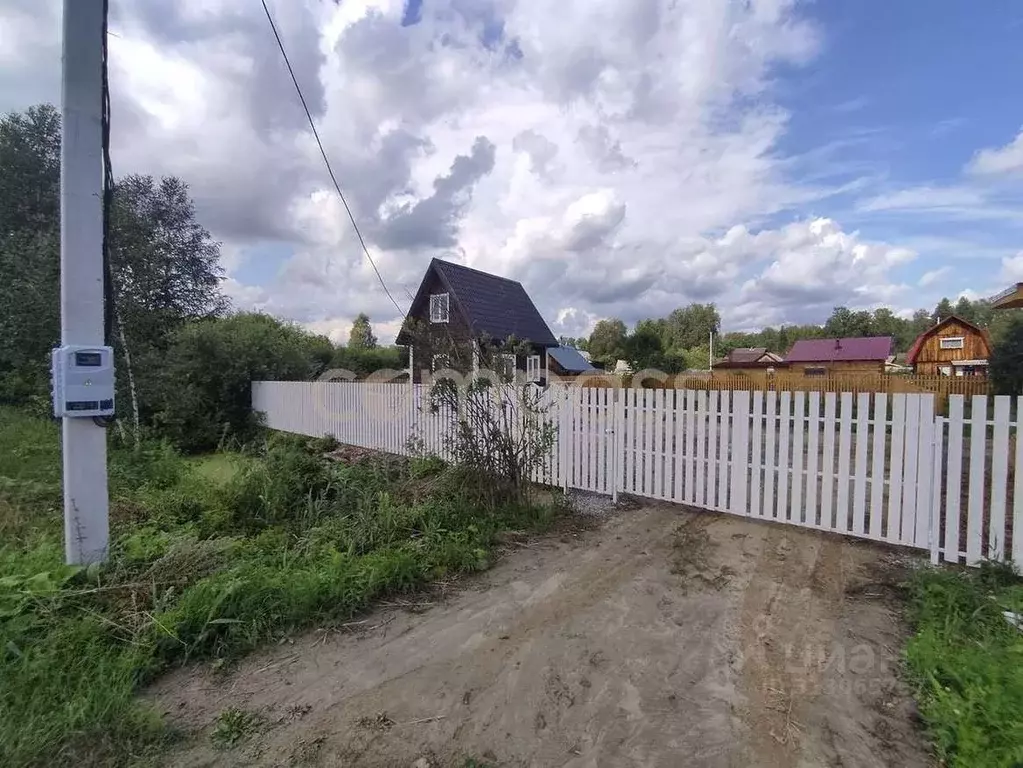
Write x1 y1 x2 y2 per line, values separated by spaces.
252 382 1019 567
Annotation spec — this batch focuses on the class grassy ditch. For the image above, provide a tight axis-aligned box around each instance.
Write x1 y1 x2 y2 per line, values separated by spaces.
0 407 560 767
905 561 1023 768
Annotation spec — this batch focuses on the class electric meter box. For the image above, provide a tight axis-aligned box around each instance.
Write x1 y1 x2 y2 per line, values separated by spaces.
51 345 115 418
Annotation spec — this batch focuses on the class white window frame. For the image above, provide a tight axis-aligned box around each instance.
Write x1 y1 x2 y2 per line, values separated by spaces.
526 354 541 382
939 336 964 350
432 353 450 372
429 293 449 324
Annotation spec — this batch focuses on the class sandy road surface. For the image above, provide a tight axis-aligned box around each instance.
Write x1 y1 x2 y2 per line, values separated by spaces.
150 504 931 768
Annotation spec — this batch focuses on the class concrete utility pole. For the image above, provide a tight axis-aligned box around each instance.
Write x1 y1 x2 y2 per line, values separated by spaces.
60 0 109 564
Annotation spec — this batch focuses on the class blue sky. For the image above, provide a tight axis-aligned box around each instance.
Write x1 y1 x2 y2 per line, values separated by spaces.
3 0 1022 342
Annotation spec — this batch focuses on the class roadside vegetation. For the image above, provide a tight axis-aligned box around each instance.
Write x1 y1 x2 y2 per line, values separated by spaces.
905 562 1023 767
0 407 560 767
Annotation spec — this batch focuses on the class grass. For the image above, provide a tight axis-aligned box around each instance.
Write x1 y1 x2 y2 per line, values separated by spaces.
0 406 561 767
905 561 1023 768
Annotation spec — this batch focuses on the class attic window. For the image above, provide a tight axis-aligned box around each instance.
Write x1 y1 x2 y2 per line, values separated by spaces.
940 336 964 350
429 293 449 323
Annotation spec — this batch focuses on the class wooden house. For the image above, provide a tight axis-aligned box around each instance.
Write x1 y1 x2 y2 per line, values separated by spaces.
784 337 894 376
906 315 991 377
712 347 784 376
547 346 599 378
395 258 558 384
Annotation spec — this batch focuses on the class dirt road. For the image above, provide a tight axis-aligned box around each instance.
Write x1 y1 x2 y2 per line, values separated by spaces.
150 504 932 767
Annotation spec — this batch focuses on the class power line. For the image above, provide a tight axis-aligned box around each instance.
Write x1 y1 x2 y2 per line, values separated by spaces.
259 0 406 316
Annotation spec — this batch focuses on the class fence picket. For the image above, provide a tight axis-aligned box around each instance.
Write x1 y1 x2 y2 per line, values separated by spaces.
731 391 751 516
653 388 665 499
966 395 986 565
836 393 853 533
943 397 964 563
696 391 708 507
763 392 777 520
820 394 837 531
718 391 732 510
852 393 870 535
805 392 820 526
869 395 887 540
915 395 936 549
673 390 684 502
901 395 921 544
790 392 805 523
750 391 764 519
990 396 1010 561
776 393 790 521
887 395 906 542
684 389 697 503
1014 397 1023 565
707 391 720 509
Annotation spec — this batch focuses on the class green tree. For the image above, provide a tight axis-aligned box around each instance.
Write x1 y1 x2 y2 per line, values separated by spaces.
989 316 1023 396
663 304 720 351
623 326 665 371
348 313 378 349
588 318 627 364
932 297 954 324
155 313 333 452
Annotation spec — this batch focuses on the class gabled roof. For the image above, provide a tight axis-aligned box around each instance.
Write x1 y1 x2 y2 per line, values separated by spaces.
396 258 557 346
549 346 597 373
714 347 784 369
906 315 991 365
785 336 893 363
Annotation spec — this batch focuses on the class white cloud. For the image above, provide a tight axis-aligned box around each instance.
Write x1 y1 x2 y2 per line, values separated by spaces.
857 185 986 212
1000 252 1023 283
7 0 918 342
967 127 1023 177
918 267 951 287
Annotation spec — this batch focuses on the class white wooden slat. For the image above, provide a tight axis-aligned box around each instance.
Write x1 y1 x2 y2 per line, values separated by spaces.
587 388 597 490
707 390 724 511
591 388 601 493
1013 397 1023 565
730 391 751 516
886 395 906 542
580 387 589 490
685 390 697 503
621 388 632 494
601 388 611 495
989 396 1011 561
820 394 837 531
707 390 720 509
851 393 870 535
868 395 887 541
777 392 791 522
762 392 778 521
836 393 854 533
673 390 684 502
966 395 987 565
630 388 640 494
790 392 805 524
653 388 665 498
750 391 764 519
695 390 708 506
900 395 921 545
639 389 650 496
915 395 936 549
718 391 731 511
943 397 964 562
805 392 820 526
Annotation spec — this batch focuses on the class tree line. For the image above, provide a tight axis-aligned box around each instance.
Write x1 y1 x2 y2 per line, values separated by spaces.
564 297 1023 374
1 104 406 451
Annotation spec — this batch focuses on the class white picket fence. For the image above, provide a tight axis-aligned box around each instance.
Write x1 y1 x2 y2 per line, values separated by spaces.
252 382 1021 566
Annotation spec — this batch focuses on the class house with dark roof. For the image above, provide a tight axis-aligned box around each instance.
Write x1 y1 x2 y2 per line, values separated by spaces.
395 258 558 383
906 315 991 377
547 346 599 377
713 347 784 372
784 336 894 376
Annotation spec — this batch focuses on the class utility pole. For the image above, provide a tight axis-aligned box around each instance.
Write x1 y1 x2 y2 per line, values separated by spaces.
60 0 109 564
709 331 714 372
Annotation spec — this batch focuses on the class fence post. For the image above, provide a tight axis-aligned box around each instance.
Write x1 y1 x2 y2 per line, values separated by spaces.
612 388 623 503
560 386 570 493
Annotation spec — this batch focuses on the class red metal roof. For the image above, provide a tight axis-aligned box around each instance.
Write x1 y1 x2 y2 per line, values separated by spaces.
785 336 893 363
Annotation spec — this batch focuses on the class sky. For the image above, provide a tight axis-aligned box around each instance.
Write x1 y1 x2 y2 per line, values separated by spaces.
3 0 1023 344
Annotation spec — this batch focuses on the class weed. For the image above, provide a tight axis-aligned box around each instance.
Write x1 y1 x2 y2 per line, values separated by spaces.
904 562 1023 767
0 406 559 767
210 707 263 749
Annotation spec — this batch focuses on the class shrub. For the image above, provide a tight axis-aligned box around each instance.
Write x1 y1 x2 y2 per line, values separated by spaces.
989 315 1023 396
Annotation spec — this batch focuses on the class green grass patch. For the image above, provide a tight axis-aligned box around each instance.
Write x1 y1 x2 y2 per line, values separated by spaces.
0 408 561 767
905 561 1023 767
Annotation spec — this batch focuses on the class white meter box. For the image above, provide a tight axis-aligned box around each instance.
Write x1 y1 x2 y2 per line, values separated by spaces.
52 345 115 418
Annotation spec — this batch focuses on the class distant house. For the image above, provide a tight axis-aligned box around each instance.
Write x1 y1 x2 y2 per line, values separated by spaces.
906 315 991 377
784 337 894 376
990 282 1023 310
547 346 598 378
395 258 558 384
713 347 784 376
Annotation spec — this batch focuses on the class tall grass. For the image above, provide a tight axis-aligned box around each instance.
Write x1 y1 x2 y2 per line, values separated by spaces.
0 407 560 767
905 562 1023 767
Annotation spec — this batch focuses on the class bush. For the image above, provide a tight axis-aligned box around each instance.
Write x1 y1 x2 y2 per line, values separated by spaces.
153 313 334 453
